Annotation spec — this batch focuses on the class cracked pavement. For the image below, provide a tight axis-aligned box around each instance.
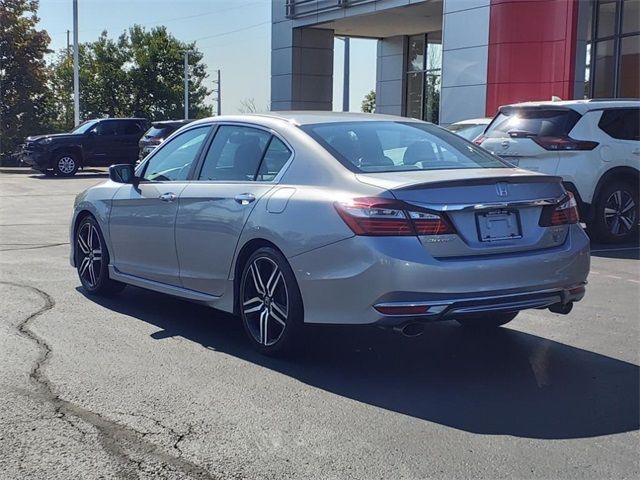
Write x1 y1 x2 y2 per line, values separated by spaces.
0 171 639 479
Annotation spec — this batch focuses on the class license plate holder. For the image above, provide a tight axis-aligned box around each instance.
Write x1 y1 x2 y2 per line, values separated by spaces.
476 209 522 242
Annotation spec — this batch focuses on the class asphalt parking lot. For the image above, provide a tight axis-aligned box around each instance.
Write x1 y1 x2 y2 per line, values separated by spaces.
0 170 638 480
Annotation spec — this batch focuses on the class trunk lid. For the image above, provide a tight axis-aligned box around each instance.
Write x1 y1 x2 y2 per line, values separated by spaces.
358 169 569 258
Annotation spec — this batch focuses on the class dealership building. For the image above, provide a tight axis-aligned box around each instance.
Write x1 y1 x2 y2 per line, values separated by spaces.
271 0 639 123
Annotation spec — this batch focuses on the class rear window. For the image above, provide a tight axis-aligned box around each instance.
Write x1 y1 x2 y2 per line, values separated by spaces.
301 121 507 173
447 124 487 141
485 108 581 138
598 108 640 140
144 126 173 139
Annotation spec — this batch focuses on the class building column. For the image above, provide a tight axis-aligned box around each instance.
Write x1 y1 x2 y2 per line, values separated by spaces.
375 36 406 116
485 0 580 116
271 6 334 111
440 0 491 125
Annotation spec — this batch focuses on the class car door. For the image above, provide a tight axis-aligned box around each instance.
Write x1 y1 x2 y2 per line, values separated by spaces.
175 124 292 296
109 125 212 286
118 120 146 164
598 108 640 163
86 120 121 165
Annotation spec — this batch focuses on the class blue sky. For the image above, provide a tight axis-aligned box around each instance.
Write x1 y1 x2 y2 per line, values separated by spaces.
37 0 377 115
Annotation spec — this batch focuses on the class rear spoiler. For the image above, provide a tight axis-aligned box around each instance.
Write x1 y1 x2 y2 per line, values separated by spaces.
395 175 563 191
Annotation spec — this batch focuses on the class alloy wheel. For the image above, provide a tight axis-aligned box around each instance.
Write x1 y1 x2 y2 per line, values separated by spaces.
77 222 102 288
604 189 636 237
58 156 76 174
242 257 289 346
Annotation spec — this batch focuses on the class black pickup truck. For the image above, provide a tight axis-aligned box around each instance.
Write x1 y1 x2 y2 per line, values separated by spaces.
21 118 149 176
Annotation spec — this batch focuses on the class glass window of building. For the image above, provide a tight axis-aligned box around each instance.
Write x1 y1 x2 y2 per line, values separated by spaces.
587 0 639 98
405 32 442 124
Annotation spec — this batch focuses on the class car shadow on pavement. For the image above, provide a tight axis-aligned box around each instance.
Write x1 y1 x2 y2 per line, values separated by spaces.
590 240 640 260
29 171 108 180
80 286 639 440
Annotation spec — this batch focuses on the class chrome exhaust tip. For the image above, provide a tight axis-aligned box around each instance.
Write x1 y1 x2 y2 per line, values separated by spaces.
393 322 425 337
549 302 573 315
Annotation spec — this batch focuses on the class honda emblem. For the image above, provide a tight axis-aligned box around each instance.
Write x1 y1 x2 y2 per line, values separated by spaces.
496 182 509 197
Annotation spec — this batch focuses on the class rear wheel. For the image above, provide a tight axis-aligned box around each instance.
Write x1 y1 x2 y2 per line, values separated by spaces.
589 181 638 244
455 312 518 328
75 216 125 296
239 247 303 356
54 152 79 176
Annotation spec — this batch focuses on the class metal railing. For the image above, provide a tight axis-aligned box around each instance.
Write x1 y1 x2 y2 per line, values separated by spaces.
285 0 377 19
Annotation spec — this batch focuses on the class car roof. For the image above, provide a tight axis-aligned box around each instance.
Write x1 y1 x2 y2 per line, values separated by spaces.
152 119 193 127
189 111 425 127
500 99 640 114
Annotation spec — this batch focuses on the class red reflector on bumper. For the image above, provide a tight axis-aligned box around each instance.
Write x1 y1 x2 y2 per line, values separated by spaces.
374 305 430 316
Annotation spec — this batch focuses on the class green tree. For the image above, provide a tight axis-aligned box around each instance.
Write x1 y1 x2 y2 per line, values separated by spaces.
127 25 212 120
48 25 213 124
0 0 53 159
361 89 376 113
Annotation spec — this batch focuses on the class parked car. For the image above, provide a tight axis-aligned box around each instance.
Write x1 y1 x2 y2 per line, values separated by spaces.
138 120 193 161
476 99 639 243
446 117 491 141
71 112 589 355
21 118 150 176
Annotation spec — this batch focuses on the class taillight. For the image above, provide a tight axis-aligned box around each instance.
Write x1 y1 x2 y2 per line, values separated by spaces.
335 197 455 236
539 192 579 226
532 136 598 151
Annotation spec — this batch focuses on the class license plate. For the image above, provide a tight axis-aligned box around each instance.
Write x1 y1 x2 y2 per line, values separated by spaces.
476 210 522 242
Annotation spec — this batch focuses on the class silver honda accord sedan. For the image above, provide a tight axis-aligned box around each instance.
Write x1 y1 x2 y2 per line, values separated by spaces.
70 112 590 355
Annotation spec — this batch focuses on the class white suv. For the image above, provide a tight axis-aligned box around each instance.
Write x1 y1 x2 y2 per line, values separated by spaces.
477 99 639 243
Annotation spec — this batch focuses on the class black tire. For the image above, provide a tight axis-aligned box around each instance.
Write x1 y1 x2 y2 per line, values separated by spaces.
75 215 125 296
588 181 639 244
455 312 518 328
53 152 79 176
239 247 303 356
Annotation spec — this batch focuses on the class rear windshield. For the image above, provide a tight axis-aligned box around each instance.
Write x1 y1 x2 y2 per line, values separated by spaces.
144 126 174 139
301 121 508 173
485 108 581 138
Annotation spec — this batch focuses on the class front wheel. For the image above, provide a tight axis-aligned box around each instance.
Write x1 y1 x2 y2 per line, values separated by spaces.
588 181 638 244
239 247 303 356
75 216 125 296
54 152 79 176
456 312 518 328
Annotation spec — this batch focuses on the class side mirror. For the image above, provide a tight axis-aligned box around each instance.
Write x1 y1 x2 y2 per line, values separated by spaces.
109 164 138 184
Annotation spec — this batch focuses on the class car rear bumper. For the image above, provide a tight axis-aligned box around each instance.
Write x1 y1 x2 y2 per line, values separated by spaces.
288 224 590 325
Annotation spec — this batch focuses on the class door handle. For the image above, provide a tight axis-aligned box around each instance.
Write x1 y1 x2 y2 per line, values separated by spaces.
234 193 256 205
159 192 177 202
632 150 640 155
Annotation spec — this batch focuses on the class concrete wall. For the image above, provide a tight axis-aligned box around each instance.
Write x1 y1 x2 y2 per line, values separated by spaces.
271 1 334 110
440 0 491 124
375 36 406 115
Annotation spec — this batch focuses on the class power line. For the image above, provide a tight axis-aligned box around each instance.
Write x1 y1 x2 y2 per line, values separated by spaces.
190 21 270 42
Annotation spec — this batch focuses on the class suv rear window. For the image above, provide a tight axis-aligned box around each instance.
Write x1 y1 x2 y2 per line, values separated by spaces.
598 108 640 140
144 126 173 139
485 108 581 138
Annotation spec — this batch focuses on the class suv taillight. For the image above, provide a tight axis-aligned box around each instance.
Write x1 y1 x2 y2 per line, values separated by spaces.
539 192 579 226
335 197 455 236
532 136 599 151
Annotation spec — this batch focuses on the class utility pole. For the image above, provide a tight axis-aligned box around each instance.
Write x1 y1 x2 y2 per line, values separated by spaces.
66 30 70 55
212 69 221 116
73 0 80 126
342 37 350 112
183 50 195 119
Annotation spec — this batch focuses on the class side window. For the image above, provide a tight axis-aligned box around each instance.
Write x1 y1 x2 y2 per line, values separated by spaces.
97 121 118 136
598 108 640 140
121 121 142 135
141 126 210 182
256 137 291 181
198 125 270 181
